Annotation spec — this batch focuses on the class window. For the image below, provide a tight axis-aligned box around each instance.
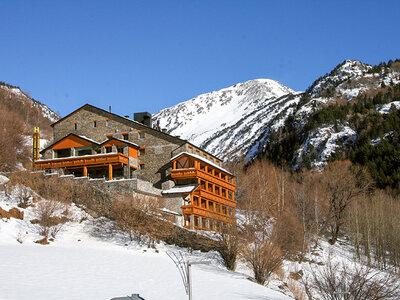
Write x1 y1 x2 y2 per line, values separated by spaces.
74 122 78 130
93 120 97 128
106 146 112 153
54 149 70 158
222 206 227 215
106 134 113 139
222 189 227 198
76 147 92 156
228 191 233 200
122 133 129 140
215 186 220 195
139 163 145 170
106 119 112 127
201 199 207 209
200 180 206 189
139 148 145 156
228 207 233 216
139 131 145 139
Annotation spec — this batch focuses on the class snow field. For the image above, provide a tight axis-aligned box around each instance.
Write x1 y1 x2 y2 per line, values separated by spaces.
0 188 292 300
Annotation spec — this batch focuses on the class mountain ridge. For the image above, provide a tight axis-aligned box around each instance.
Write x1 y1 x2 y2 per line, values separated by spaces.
154 78 301 159
153 59 400 171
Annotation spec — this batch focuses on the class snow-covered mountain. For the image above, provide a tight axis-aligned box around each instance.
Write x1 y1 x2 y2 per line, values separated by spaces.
154 79 301 159
154 59 400 168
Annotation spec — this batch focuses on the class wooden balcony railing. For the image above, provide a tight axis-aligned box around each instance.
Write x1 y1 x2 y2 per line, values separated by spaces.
171 168 236 190
35 153 129 169
197 189 236 207
182 205 235 223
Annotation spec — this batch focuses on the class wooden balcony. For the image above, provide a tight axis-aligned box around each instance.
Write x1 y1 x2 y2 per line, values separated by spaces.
182 205 235 224
35 153 129 170
197 189 236 207
171 168 236 190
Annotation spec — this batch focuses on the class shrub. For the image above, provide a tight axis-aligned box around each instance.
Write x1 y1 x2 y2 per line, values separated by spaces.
32 200 70 240
303 260 400 300
242 239 283 285
216 225 240 271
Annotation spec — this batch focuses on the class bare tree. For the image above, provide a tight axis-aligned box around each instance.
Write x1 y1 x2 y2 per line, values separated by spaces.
320 161 370 244
303 260 400 300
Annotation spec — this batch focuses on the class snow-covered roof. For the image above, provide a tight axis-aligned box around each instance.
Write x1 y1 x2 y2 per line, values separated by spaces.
171 152 233 176
77 135 100 145
99 137 139 148
35 152 122 162
158 207 181 215
161 184 199 195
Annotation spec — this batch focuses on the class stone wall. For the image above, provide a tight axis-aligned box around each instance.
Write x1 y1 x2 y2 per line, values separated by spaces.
163 194 185 214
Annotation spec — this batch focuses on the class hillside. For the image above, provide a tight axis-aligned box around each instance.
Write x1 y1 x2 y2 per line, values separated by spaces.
264 59 400 191
0 81 59 171
0 180 292 300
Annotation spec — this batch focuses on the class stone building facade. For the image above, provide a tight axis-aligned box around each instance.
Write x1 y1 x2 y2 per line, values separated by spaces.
36 104 236 230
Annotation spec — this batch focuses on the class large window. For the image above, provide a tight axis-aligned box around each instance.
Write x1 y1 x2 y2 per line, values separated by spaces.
76 147 92 156
54 149 70 158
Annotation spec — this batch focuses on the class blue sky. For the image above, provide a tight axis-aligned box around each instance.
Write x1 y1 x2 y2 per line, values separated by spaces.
0 1 399 117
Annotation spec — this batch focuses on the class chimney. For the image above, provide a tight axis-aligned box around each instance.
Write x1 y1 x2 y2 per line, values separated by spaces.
124 115 130 118
109 105 112 113
134 112 152 127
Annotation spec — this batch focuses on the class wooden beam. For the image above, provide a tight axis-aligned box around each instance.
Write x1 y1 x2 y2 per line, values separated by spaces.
108 163 113 180
83 165 88 177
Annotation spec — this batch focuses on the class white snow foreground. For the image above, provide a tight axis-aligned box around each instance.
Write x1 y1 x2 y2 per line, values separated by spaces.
0 188 291 300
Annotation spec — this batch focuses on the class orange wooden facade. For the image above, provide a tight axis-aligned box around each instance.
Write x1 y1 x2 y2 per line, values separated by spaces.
35 135 138 180
171 153 236 231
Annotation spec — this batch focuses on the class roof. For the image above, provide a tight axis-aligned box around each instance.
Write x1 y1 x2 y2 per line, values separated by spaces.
40 133 140 154
99 137 140 148
171 152 233 176
161 184 199 195
40 133 100 154
51 103 224 161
